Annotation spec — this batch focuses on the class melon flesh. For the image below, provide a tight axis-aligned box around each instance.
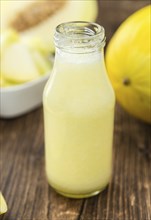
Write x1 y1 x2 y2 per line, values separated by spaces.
1 0 98 52
1 42 40 82
0 192 7 215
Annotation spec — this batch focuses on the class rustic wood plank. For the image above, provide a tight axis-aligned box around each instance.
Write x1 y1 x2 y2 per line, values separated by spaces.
0 1 151 220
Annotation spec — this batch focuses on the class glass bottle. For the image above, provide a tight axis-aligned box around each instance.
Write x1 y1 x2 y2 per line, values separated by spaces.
43 21 115 199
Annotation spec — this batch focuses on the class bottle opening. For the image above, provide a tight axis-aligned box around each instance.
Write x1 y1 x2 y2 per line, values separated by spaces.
54 21 106 53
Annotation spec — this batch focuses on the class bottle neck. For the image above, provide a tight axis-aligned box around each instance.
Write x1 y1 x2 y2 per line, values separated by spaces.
54 22 106 53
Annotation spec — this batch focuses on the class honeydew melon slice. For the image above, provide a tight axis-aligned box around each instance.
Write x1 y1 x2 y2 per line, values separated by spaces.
1 0 98 52
1 42 40 82
31 51 51 75
0 29 19 57
0 192 7 215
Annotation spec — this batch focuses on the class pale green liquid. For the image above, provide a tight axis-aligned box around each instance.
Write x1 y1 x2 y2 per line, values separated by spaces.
43 54 115 198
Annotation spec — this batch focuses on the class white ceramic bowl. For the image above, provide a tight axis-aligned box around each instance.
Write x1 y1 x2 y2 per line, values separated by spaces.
0 73 50 118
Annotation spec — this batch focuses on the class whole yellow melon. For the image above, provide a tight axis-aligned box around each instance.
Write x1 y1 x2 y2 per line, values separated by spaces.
106 5 151 123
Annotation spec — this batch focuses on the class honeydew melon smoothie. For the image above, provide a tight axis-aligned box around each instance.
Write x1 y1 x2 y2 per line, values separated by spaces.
43 22 115 198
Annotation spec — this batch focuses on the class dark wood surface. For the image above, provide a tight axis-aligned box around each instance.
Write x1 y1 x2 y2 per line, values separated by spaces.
0 1 151 220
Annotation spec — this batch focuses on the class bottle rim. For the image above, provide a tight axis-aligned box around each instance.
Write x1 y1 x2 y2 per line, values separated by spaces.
54 21 106 53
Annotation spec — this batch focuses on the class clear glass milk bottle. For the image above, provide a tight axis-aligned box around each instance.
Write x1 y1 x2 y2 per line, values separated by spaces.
43 21 115 199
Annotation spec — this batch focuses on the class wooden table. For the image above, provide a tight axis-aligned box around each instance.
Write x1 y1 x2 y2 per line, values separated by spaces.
0 1 150 220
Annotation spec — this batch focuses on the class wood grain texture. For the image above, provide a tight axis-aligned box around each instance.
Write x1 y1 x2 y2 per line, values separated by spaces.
0 1 151 220
97 0 150 43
